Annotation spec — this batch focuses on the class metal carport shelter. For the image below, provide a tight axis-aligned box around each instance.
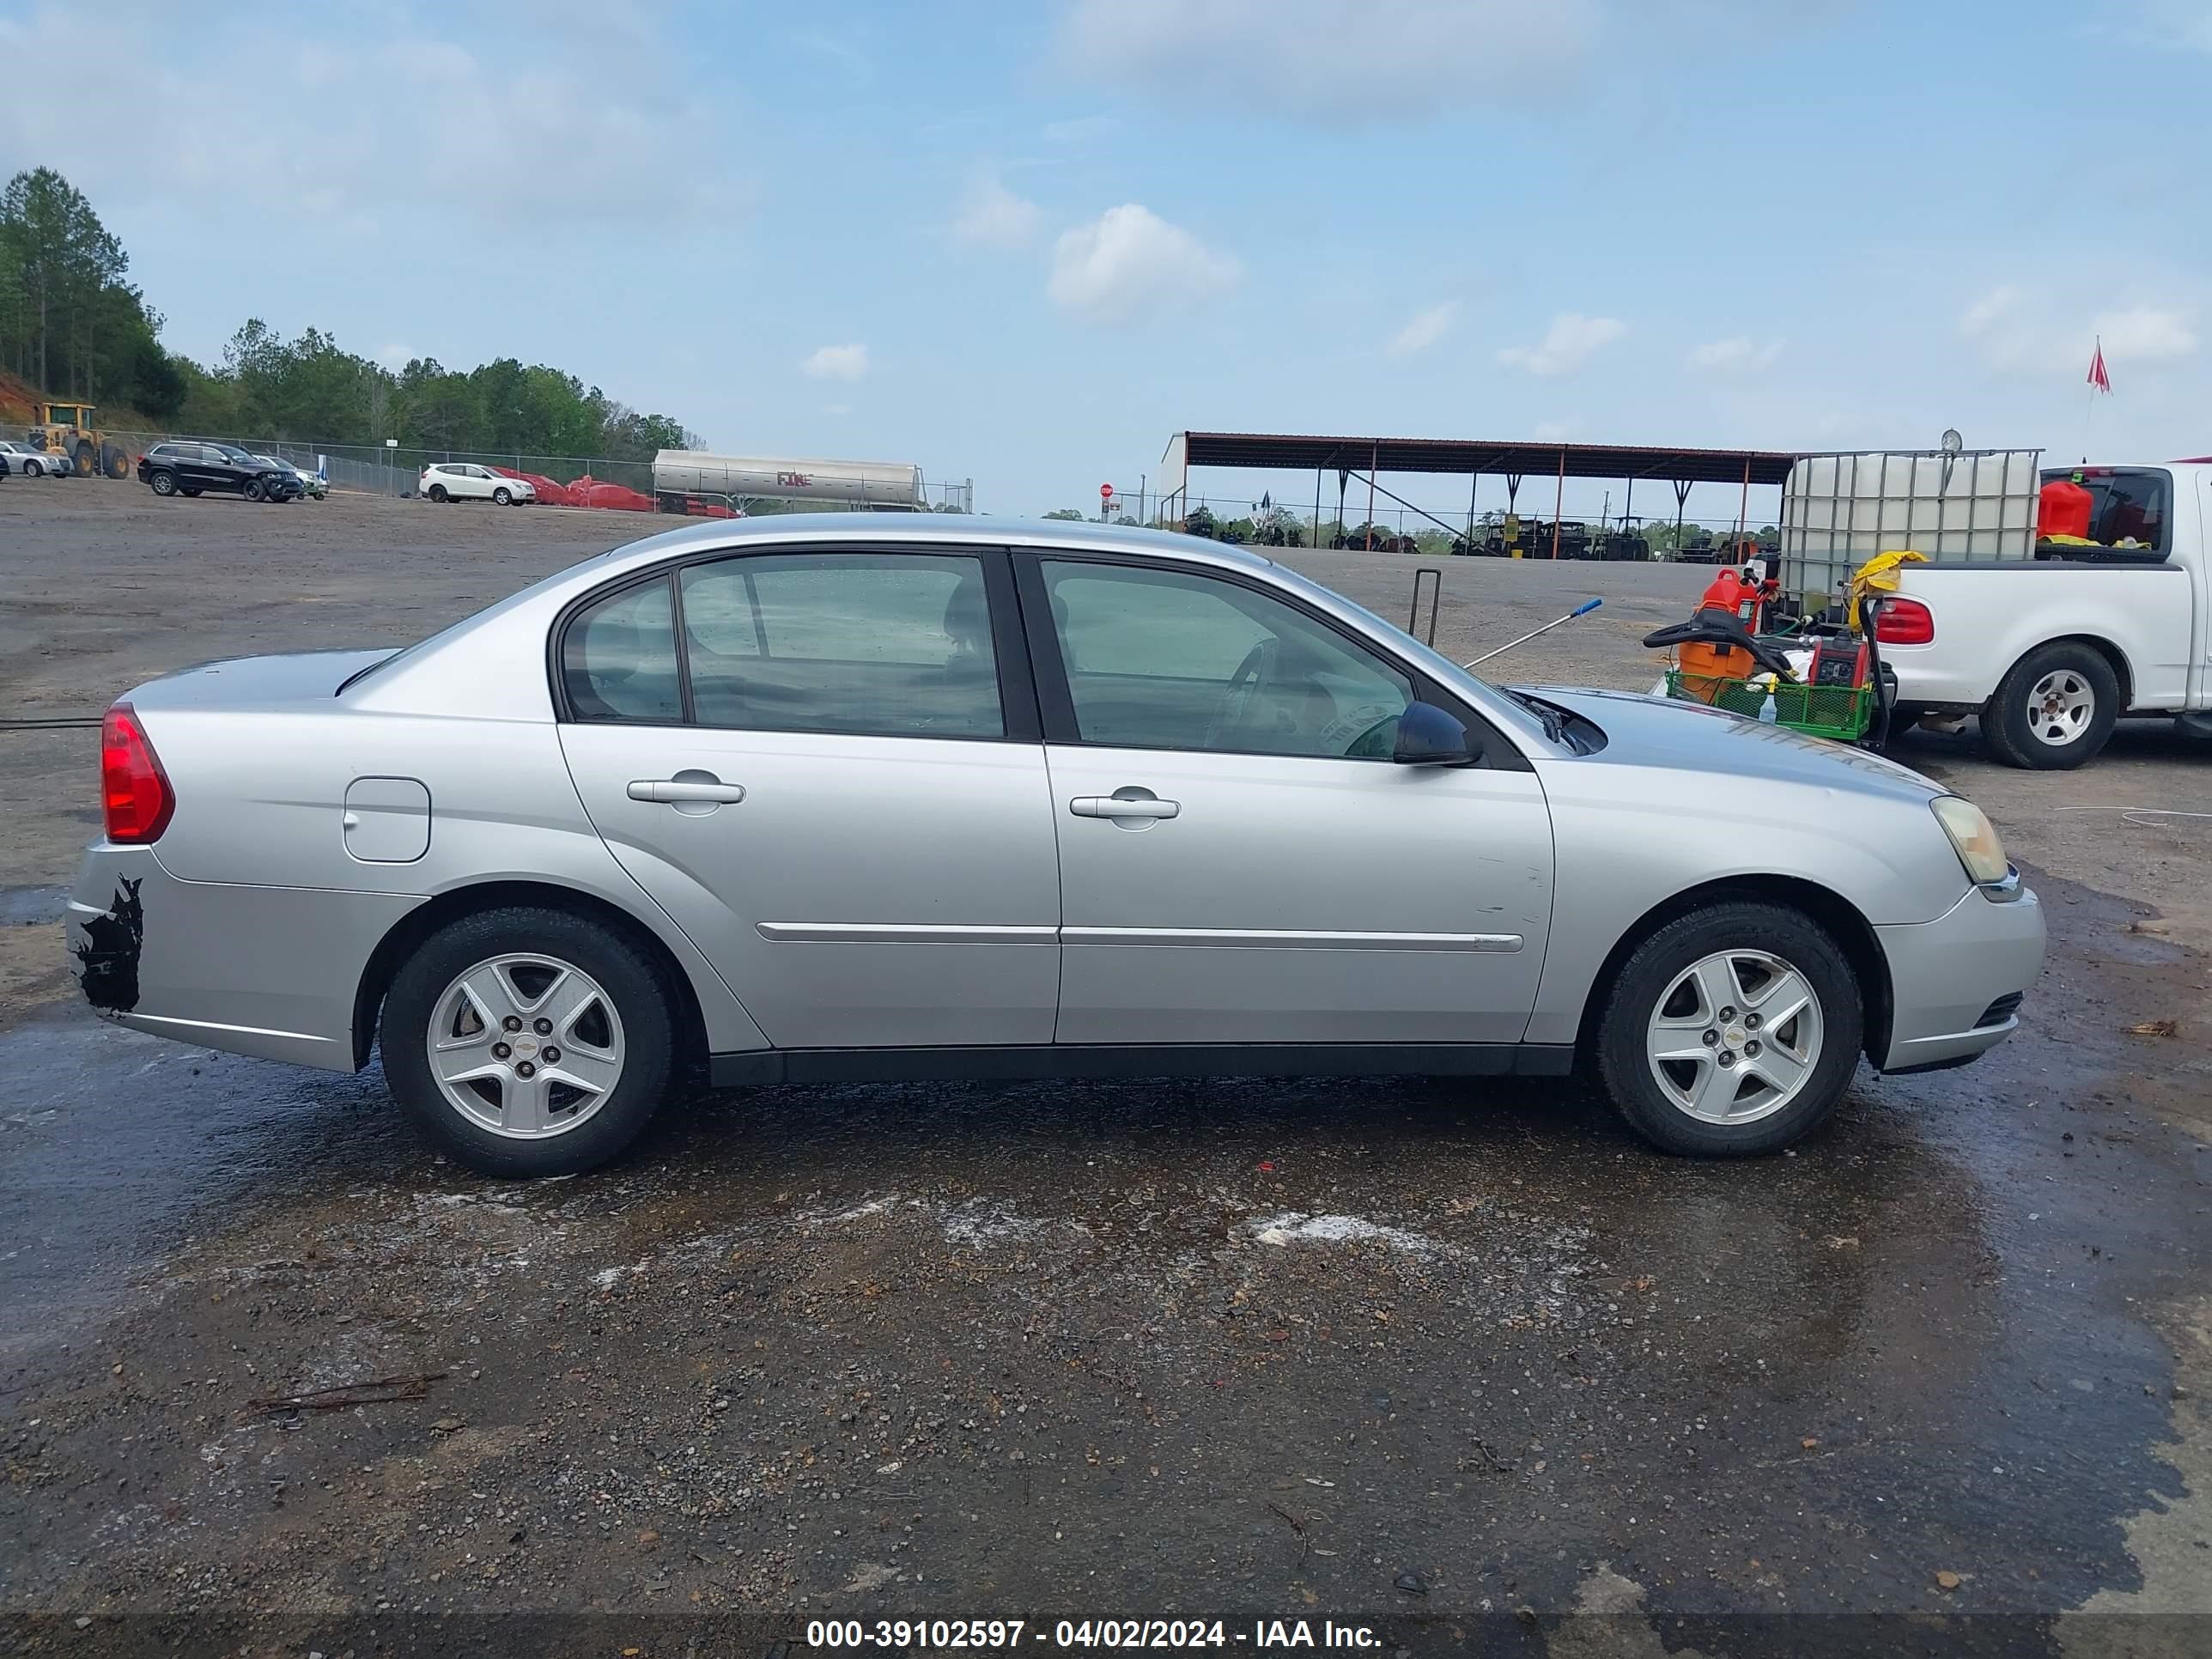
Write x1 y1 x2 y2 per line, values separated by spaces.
1158 430 1800 556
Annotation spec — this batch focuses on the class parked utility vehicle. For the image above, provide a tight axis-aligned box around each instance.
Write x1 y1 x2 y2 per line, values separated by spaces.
1878 462 2212 768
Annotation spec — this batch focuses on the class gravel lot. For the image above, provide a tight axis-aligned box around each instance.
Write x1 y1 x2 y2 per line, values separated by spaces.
1 484 2207 1656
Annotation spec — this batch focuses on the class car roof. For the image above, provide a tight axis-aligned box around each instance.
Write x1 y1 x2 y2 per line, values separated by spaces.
585 511 1285 580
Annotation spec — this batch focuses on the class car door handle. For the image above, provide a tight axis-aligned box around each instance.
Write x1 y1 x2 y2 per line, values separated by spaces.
1070 794 1180 820
629 779 747 804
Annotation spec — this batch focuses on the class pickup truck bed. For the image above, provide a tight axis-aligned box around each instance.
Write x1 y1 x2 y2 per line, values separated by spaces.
1878 464 2210 768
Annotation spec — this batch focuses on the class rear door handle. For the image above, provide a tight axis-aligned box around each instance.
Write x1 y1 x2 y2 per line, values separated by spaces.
1070 794 1180 820
629 779 747 804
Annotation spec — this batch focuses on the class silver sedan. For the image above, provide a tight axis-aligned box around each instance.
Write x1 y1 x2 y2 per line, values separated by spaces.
68 517 2045 1176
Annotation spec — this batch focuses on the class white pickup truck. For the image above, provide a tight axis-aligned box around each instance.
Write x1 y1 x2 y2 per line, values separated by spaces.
1877 461 2212 768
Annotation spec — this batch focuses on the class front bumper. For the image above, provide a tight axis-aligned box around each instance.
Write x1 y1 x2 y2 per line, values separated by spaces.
1874 876 2045 1073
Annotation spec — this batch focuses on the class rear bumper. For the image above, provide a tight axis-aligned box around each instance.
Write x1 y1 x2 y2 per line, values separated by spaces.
1874 878 2045 1073
67 843 420 1073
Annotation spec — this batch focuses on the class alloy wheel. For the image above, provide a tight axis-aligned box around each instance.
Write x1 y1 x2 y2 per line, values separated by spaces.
425 952 627 1139
1644 948 1824 1125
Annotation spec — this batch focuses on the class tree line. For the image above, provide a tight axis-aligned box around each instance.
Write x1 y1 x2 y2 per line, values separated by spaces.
0 166 698 461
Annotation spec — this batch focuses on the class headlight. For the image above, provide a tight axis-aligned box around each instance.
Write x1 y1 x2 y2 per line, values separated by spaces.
1931 795 2014 891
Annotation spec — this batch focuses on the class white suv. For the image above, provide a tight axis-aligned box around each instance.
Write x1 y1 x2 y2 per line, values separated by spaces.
418 462 535 505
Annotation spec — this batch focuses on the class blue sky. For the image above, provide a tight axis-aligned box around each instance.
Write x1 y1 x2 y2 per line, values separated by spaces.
3 0 2206 520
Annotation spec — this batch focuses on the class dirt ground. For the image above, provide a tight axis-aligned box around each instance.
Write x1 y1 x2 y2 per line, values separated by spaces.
0 484 2207 1656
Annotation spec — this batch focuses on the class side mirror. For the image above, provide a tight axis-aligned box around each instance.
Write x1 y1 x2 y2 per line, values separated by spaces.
1392 701 1478 766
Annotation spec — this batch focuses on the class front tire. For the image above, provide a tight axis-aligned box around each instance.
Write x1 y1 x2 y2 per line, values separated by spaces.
1596 901 1863 1157
1983 641 2118 769
148 469 177 496
492 486 512 505
381 907 678 1176
242 478 266 502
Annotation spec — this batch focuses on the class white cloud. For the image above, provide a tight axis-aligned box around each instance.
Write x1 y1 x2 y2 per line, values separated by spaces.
1533 419 1575 443
1387 302 1458 359
1061 0 1599 120
2094 304 2199 362
1687 336 1784 373
0 4 741 228
2136 2 2212 52
952 175 1043 251
1498 313 1626 376
1961 286 2198 374
802 343 871 381
1048 204 1242 325
1961 286 2020 336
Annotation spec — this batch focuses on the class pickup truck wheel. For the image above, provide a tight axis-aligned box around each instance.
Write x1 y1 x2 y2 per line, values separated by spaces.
1596 901 1863 1157
382 906 678 1177
1984 642 2118 769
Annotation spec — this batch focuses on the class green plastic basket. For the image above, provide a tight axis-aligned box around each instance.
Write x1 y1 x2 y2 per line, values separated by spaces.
1664 668 1873 742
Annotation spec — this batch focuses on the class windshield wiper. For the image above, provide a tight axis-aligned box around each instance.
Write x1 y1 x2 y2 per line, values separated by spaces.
1508 689 1570 745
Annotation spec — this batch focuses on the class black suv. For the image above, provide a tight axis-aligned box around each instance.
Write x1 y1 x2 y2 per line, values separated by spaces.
137 441 304 502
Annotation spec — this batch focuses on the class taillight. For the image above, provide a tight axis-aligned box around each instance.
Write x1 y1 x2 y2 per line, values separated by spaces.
1875 597 1935 646
100 703 175 843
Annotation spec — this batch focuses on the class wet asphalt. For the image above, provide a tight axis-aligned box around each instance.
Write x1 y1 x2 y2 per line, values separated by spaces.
1 490 2208 1656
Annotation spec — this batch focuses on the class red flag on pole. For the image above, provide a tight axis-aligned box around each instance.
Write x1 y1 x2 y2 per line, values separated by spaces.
2087 337 2112 395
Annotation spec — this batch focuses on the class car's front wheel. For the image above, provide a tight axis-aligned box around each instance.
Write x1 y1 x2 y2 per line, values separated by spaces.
381 907 678 1176
492 486 512 505
242 477 266 501
1596 901 1863 1156
147 469 177 496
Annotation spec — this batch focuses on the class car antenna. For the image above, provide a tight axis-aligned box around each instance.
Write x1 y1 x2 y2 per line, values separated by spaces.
1462 599 1602 670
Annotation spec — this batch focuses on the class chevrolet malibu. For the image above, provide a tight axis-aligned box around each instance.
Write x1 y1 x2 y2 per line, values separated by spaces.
68 518 2045 1176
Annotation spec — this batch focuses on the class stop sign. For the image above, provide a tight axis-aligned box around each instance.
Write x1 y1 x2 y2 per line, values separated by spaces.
1100 483 1114 500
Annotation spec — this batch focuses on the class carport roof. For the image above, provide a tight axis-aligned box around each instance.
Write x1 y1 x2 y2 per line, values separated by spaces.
1170 431 1800 487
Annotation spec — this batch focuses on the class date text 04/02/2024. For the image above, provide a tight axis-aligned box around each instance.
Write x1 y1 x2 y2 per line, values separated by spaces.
804 1619 1383 1649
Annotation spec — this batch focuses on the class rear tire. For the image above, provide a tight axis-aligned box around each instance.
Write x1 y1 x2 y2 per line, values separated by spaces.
1596 901 1863 1157
381 907 678 1177
1983 641 2118 769
148 469 177 496
428 483 448 502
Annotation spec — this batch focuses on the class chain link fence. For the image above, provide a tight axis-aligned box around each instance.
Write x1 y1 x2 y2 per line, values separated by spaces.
0 422 975 514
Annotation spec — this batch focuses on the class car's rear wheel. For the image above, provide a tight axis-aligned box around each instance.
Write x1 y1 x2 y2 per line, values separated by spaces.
1596 901 1863 1156
492 486 512 505
381 907 678 1176
147 469 177 496
428 483 448 502
1983 641 2118 770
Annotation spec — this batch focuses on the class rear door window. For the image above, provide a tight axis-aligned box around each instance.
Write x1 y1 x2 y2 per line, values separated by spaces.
561 577 683 723
678 553 1003 738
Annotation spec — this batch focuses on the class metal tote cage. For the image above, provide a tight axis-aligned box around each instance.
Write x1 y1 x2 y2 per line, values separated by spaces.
1779 448 2041 601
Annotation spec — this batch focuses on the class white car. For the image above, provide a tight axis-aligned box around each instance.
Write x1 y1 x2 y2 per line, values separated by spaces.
419 462 535 505
0 440 59 477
